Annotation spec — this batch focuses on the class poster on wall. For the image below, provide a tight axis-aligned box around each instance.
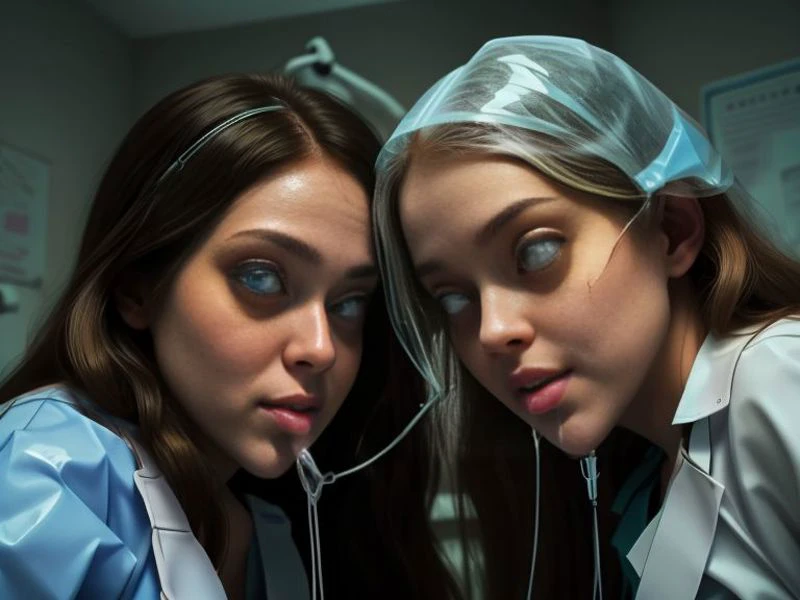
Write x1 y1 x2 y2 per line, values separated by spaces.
0 141 50 288
702 57 800 257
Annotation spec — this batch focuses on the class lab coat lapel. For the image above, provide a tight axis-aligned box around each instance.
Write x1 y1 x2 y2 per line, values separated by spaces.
626 327 754 597
130 440 227 600
631 419 724 599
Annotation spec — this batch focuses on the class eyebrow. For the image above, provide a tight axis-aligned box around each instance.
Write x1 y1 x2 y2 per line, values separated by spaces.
230 229 323 264
415 259 447 280
415 196 556 280
228 229 378 281
474 196 556 246
343 264 379 282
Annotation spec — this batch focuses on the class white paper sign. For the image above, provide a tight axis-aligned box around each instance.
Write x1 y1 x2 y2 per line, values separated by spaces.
0 141 50 288
702 58 800 256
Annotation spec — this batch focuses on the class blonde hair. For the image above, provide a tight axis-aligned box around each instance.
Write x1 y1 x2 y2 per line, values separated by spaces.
373 121 800 598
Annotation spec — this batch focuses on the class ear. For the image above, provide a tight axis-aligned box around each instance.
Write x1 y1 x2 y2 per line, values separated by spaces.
659 195 705 278
114 273 152 330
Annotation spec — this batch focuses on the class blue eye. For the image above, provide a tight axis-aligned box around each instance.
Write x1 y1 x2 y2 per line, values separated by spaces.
330 296 368 320
438 293 470 315
233 262 284 296
518 237 562 272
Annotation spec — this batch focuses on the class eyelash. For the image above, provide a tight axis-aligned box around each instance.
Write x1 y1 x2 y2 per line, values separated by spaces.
231 260 285 296
515 234 564 274
231 260 372 322
436 291 472 316
328 295 370 321
432 234 565 317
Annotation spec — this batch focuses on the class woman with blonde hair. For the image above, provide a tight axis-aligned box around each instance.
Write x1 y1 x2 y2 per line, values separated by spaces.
374 36 800 599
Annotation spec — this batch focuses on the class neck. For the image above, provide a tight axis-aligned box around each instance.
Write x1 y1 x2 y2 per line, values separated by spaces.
619 278 707 465
195 435 239 486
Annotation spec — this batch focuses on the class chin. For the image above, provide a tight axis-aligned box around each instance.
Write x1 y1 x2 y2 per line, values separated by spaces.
556 438 600 459
551 415 613 458
239 447 297 479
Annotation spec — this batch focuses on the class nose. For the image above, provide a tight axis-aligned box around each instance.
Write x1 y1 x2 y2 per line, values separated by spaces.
283 300 337 374
478 287 535 354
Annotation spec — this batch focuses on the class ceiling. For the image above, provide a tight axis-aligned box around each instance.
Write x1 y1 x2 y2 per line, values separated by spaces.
80 0 401 38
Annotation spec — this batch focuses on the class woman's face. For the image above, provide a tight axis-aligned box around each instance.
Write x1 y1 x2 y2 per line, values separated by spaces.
399 153 672 456
146 156 377 479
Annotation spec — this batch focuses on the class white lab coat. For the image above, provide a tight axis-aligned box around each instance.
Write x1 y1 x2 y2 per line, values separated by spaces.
627 318 800 599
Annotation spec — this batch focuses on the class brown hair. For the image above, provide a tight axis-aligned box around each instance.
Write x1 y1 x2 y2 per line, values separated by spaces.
0 73 460 597
373 122 800 598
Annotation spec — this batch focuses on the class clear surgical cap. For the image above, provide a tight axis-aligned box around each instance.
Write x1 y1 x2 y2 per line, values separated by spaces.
376 35 733 197
372 36 743 401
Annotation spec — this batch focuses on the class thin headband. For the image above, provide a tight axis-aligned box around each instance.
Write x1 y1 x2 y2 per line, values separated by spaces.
156 104 285 186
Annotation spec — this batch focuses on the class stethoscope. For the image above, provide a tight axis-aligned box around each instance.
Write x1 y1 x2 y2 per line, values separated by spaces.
296 395 441 600
295 395 603 600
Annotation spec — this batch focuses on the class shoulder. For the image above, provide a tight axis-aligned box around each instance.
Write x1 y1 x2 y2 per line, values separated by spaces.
0 387 159 597
721 318 800 591
0 386 141 515
1 386 137 473
741 316 800 351
724 318 800 491
728 318 800 425
726 318 800 450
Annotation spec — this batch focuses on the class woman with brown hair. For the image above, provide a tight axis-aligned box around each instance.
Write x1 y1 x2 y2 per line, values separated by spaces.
0 73 458 599
373 36 800 599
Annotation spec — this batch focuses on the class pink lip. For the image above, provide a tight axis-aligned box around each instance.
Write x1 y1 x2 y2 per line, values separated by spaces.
260 406 317 435
259 394 321 435
510 368 571 415
509 367 565 389
266 393 320 409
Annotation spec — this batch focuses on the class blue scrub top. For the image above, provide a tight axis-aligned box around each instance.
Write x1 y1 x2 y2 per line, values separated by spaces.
0 387 294 599
0 388 161 597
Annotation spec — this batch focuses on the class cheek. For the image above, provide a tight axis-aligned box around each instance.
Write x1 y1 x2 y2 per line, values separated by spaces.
560 260 671 377
331 337 364 398
153 272 279 389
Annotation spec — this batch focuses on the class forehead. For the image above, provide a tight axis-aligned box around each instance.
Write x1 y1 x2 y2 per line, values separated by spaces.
398 152 640 258
214 156 371 240
399 153 561 231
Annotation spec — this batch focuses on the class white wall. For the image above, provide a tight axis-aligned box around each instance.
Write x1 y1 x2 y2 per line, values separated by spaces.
609 0 800 119
0 0 133 376
133 0 800 158
133 0 610 116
